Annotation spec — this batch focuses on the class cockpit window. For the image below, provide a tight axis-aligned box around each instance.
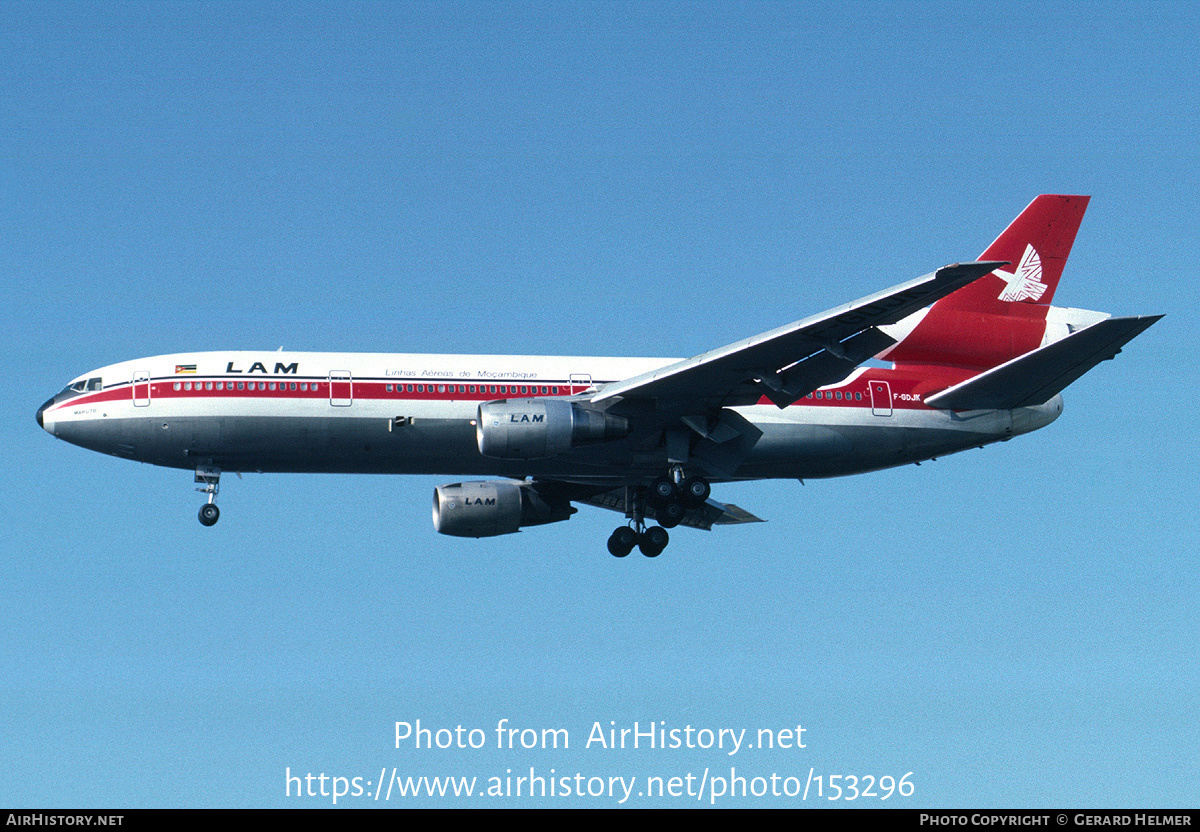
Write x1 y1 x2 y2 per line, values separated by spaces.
61 377 102 397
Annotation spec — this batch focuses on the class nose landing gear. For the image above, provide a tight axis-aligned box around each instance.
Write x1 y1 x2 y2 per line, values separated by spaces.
195 465 221 526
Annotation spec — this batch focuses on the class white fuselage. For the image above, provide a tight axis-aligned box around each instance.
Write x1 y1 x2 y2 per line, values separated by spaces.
37 350 1061 484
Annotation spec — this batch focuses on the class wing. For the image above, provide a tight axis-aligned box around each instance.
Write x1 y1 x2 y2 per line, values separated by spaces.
588 261 1005 414
574 483 764 530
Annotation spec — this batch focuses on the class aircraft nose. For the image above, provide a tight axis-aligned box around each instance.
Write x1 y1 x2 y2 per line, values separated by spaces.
36 397 53 431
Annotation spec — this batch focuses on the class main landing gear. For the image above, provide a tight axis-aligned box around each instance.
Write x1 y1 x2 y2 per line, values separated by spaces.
608 523 669 558
195 465 221 526
607 472 710 558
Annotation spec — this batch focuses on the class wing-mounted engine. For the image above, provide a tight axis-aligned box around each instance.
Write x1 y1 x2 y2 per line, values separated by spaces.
432 480 576 538
476 399 629 459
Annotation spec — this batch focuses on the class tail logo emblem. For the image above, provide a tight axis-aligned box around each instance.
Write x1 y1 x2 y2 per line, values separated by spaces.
996 244 1048 302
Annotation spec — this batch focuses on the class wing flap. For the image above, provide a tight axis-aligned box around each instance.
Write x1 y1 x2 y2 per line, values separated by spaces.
924 315 1162 410
757 325 897 407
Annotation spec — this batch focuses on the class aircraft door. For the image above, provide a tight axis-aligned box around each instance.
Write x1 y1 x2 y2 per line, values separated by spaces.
329 371 353 406
133 371 151 407
569 373 592 395
870 381 892 416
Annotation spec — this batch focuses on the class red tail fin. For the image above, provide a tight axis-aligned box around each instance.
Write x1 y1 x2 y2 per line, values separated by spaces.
883 195 1090 369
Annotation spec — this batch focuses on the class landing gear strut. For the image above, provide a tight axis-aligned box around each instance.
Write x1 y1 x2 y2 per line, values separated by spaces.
195 465 221 526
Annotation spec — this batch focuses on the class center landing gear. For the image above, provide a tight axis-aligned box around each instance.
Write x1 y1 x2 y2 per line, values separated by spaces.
195 465 221 526
647 471 710 531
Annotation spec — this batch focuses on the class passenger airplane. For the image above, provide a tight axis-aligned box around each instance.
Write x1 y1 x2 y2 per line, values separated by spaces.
37 195 1159 557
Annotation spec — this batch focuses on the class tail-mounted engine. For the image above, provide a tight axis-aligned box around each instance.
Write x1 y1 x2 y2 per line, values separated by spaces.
476 399 628 459
432 480 575 538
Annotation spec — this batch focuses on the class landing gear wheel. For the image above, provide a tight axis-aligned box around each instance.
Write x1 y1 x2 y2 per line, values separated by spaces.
679 476 710 507
656 500 685 529
608 526 637 557
198 503 220 526
639 525 669 557
647 476 678 508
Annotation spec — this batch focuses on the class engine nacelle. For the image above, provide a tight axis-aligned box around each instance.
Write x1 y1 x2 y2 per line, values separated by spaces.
432 480 575 538
476 399 629 459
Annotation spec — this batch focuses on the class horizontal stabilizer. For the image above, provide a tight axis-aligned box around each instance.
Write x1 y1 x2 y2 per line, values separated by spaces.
924 315 1162 411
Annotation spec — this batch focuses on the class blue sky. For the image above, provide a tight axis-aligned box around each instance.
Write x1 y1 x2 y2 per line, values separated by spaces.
4 1 1196 807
